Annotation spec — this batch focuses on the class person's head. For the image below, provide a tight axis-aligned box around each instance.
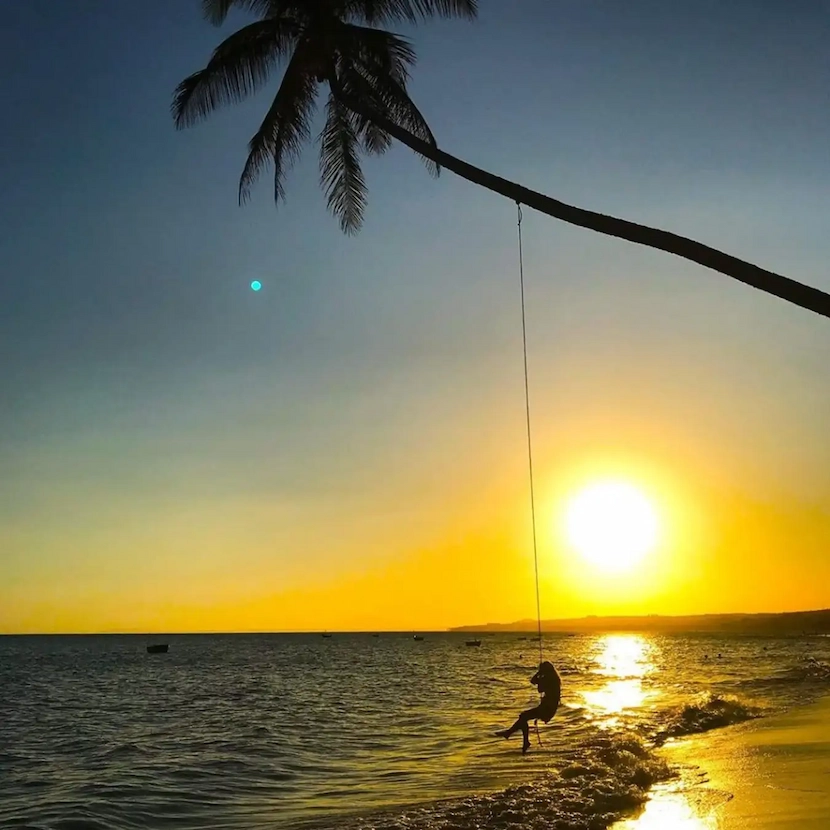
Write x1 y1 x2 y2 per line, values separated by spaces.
539 660 555 675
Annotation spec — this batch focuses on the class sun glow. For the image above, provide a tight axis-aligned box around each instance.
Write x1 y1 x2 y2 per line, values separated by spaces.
564 480 659 574
582 634 657 725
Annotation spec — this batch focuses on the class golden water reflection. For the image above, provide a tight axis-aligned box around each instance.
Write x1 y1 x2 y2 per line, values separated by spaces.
592 639 720 828
582 634 658 725
614 784 720 829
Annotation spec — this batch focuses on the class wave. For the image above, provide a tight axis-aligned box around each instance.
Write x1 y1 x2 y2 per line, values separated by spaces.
765 656 830 684
702 655 830 719
342 733 672 830
653 694 760 744
801 656 830 679
384 680 818 830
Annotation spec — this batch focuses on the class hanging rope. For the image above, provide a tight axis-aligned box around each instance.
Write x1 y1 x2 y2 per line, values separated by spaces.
516 202 543 667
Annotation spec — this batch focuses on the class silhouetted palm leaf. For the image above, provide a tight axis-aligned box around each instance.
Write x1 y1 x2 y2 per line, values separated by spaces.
320 94 367 233
202 0 276 26
172 18 299 128
176 1 450 229
335 60 438 176
332 24 436 168
337 24 416 83
238 45 319 204
344 0 477 24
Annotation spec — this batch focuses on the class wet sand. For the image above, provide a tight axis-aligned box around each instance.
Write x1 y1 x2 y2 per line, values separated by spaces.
616 694 830 828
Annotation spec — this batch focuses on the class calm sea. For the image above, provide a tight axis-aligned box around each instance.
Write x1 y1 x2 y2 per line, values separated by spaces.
1 632 829 829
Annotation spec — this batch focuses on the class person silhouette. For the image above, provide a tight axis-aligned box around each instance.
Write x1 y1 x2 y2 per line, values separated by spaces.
496 660 561 754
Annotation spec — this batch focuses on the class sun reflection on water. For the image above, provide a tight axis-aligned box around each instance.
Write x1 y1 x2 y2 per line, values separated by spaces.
583 634 659 725
614 783 720 829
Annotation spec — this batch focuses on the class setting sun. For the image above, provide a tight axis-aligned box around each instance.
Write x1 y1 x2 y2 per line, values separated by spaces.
564 481 660 574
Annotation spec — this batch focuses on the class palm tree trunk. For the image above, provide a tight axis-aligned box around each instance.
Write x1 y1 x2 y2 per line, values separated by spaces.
346 99 830 320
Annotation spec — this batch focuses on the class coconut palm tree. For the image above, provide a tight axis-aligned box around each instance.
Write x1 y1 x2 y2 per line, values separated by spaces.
173 0 830 319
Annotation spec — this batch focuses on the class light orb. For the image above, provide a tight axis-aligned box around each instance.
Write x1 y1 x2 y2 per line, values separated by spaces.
564 480 659 574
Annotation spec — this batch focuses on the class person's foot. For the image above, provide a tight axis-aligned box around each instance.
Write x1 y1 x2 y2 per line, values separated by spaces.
522 739 531 755
495 729 510 739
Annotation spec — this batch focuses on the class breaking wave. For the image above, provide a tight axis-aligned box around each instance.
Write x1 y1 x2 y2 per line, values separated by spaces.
654 693 760 744
343 733 672 830
763 656 830 685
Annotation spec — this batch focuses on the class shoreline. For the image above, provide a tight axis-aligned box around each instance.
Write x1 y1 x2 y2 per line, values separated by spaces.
615 694 830 828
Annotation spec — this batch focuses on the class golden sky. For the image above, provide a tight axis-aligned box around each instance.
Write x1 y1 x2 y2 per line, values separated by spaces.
3 3 830 633
5 308 829 634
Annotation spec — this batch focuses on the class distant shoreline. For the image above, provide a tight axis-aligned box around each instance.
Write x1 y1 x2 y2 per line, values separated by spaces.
450 608 830 636
2 607 830 637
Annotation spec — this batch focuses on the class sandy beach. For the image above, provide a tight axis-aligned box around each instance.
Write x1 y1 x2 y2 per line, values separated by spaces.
617 694 830 829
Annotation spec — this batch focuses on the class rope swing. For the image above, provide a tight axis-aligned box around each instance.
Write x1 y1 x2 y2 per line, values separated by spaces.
516 203 543 667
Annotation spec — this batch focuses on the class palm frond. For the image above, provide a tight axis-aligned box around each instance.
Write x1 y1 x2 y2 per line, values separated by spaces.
238 46 319 205
423 0 477 18
337 60 439 175
172 18 298 128
320 94 368 234
201 0 275 26
332 24 417 156
178 0 468 232
358 118 393 155
337 24 417 84
344 0 477 25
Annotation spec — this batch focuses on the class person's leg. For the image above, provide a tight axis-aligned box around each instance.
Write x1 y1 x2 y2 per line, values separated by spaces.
496 706 542 748
515 701 559 753
519 714 531 754
494 717 520 739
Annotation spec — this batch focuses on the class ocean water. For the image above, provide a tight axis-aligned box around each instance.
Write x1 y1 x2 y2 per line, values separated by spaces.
1 632 829 829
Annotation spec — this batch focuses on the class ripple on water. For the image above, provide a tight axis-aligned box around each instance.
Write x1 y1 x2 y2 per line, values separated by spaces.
1 632 828 829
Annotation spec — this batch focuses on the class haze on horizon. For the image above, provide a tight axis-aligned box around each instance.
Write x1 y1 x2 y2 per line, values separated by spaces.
2 0 829 635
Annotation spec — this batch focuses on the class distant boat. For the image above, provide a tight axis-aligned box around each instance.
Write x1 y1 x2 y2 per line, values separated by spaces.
146 644 168 654
465 639 482 647
413 635 424 641
372 634 380 638
321 633 333 639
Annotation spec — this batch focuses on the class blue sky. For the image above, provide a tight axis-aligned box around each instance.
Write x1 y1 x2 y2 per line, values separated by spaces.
2 1 829 630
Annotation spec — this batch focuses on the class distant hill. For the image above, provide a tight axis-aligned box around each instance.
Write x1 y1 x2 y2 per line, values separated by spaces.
450 608 830 636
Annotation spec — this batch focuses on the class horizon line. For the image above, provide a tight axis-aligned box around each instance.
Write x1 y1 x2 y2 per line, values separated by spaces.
3 606 829 637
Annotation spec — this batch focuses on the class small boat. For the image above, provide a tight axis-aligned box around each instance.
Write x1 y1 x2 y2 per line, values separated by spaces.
413 635 424 641
321 633 333 639
465 639 482 647
372 634 380 638
146 644 168 654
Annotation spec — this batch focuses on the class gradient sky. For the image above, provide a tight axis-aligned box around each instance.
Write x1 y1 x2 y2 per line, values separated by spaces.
2 1 829 633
